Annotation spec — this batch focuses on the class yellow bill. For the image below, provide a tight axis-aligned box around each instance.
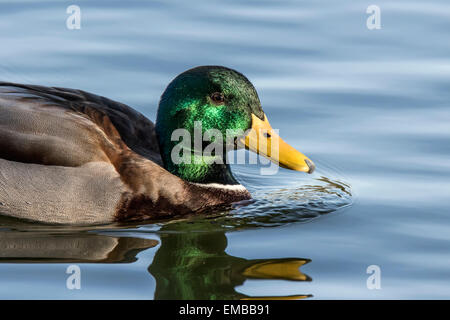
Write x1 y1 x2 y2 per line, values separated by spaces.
241 113 315 173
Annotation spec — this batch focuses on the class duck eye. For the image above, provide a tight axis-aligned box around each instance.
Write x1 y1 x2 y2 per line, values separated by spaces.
210 92 225 104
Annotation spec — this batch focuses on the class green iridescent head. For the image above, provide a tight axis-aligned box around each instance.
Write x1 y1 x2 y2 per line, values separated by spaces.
156 66 315 185
156 66 263 184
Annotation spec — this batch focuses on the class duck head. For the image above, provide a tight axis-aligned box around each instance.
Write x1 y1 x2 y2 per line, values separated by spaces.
156 66 314 186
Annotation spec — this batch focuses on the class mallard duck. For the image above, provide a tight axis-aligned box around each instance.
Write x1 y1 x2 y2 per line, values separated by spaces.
0 66 314 224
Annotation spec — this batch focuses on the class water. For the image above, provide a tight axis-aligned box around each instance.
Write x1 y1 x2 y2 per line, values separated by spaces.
0 0 449 299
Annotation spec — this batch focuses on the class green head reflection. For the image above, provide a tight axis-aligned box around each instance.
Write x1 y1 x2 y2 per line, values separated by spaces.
149 221 312 300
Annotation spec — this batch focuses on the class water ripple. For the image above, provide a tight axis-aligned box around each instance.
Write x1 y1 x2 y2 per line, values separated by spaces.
220 176 351 228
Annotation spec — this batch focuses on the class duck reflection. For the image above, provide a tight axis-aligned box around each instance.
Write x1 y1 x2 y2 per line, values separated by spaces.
0 231 158 263
149 222 312 300
0 217 313 299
